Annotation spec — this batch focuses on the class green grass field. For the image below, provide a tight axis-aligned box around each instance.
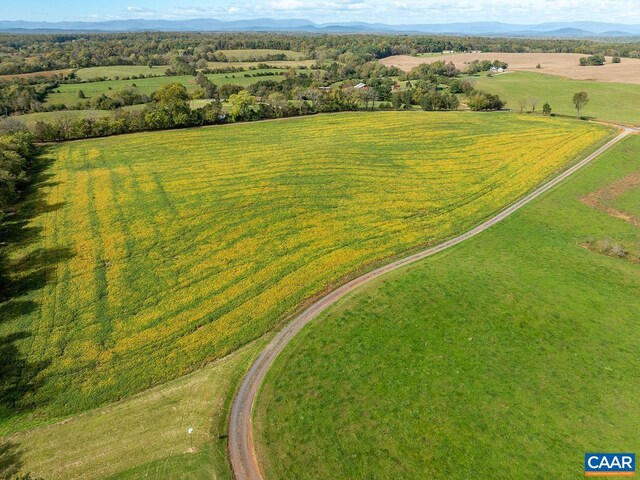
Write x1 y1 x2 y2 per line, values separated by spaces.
0 112 610 437
207 60 315 69
75 66 170 81
255 134 640 480
218 49 305 61
45 69 297 107
473 71 640 125
612 186 640 217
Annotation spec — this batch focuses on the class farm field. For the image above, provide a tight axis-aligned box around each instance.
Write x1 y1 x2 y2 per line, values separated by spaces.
380 52 640 84
44 68 299 107
218 49 305 61
0 112 610 436
75 65 170 81
0 69 74 80
473 71 640 126
1 341 262 480
255 134 640 480
207 60 315 69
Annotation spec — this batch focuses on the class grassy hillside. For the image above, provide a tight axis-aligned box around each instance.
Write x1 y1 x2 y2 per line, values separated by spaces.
3 340 261 480
255 134 640 480
473 71 640 125
0 112 609 434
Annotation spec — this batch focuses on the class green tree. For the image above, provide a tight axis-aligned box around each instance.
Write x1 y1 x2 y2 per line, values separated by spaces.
542 102 552 116
227 90 256 121
572 91 589 118
78 90 86 99
148 83 191 127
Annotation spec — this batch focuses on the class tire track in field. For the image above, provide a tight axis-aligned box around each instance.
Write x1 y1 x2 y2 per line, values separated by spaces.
228 126 635 480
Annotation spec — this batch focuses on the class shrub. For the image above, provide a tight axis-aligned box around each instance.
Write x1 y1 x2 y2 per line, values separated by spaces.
466 90 504 111
579 54 605 66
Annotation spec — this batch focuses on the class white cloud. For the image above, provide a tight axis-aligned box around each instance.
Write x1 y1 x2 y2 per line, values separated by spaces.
79 0 640 24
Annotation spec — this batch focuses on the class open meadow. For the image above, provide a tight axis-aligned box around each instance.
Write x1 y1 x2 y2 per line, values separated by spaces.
217 49 305 61
0 69 75 81
0 112 611 438
473 71 640 126
255 132 640 480
207 60 315 69
74 66 170 81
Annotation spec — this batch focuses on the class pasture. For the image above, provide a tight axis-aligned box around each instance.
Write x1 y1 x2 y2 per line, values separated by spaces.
218 49 305 61
255 134 640 480
44 68 299 107
0 69 74 80
0 112 609 435
380 52 640 84
473 72 640 126
74 65 170 81
207 60 316 69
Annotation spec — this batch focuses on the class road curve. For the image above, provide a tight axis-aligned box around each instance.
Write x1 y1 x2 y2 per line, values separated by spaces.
228 127 633 480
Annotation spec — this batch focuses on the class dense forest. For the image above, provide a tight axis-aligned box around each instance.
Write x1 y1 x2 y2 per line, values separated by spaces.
1 32 640 75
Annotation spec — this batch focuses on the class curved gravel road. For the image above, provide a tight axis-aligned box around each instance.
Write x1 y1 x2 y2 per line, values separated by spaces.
228 127 633 480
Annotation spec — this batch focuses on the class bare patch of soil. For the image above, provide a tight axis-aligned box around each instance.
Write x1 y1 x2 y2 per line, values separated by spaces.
581 172 640 226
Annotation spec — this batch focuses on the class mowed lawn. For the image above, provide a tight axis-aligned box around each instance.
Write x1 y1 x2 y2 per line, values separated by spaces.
45 68 297 107
474 71 640 126
255 134 640 480
0 112 610 435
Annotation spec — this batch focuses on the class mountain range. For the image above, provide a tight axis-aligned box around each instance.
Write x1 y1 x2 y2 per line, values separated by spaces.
1 19 640 37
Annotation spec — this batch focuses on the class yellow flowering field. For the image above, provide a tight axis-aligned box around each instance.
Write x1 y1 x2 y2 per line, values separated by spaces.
0 112 610 432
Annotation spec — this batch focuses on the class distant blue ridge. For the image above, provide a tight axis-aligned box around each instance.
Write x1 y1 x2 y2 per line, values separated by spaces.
0 19 639 36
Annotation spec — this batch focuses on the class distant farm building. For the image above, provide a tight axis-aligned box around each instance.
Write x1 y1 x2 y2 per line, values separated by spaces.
354 82 367 89
490 66 505 73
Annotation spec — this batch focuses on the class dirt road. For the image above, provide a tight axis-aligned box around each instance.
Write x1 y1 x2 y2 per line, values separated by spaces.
228 127 634 480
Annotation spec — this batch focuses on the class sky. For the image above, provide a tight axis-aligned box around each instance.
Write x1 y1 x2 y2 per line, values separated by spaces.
2 0 640 24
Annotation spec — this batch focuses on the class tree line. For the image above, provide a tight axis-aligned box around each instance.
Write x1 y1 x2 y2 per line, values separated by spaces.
0 131 34 221
1 56 509 142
